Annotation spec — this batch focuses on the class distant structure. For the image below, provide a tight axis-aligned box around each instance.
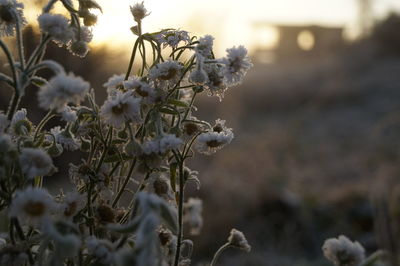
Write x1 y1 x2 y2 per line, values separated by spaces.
253 23 345 63
357 0 374 36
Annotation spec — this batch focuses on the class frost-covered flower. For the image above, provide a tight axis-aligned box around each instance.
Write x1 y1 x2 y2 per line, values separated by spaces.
183 198 203 235
195 119 234 155
0 0 26 37
142 134 182 155
0 111 9 133
195 35 214 58
67 26 92 57
204 63 228 100
10 108 33 136
38 13 74 45
130 1 149 22
189 56 208 85
159 134 182 153
49 126 80 151
60 106 77 123
228 229 251 252
58 191 86 219
124 77 156 104
148 60 183 88
67 40 89 57
182 117 205 140
38 72 90 111
221 45 252 86
9 187 56 226
156 30 190 49
149 174 174 201
69 161 92 184
19 148 54 179
322 235 366 266
103 74 125 96
86 237 116 264
100 90 142 128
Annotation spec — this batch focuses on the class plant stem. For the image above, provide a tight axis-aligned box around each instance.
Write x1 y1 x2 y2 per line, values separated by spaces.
0 39 18 87
173 156 185 266
210 243 231 266
33 110 54 141
14 11 25 70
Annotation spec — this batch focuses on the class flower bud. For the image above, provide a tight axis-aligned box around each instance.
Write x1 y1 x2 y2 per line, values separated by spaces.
68 41 89 58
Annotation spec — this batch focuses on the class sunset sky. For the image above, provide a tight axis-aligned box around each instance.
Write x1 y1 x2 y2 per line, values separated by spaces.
24 0 400 55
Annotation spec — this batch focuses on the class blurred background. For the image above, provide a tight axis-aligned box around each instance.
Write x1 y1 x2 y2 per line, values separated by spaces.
2 0 400 265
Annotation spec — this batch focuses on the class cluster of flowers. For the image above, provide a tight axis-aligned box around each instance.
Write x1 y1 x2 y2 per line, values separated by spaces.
0 0 253 265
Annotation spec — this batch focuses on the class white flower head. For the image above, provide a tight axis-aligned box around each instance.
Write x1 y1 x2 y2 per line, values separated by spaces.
203 63 228 100
142 134 182 155
189 55 208 85
19 148 54 179
195 35 214 58
69 161 92 185
183 198 203 235
60 106 77 123
124 77 156 104
196 119 234 155
58 191 86 219
228 229 251 252
38 13 74 45
38 72 90 111
9 187 56 226
322 235 366 266
49 126 80 151
159 134 182 153
148 60 183 88
221 45 252 86
156 29 190 49
0 0 26 37
130 1 150 22
100 90 142 128
103 74 125 96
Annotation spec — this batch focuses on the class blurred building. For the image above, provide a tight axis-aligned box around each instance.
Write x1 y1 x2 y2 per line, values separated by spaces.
253 23 345 63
